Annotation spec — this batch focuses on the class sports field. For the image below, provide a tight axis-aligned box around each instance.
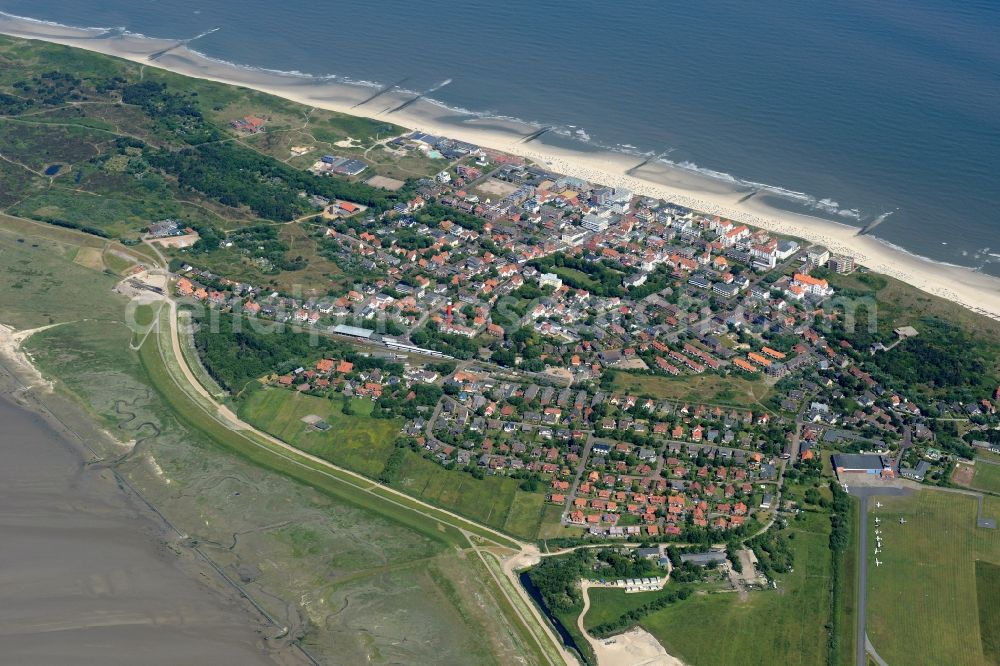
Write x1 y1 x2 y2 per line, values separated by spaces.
866 490 1000 665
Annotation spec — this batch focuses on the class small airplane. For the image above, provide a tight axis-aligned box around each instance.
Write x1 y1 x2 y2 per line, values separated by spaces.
899 518 907 524
876 501 883 509
874 548 881 555
875 559 882 567
874 517 881 525
842 483 849 491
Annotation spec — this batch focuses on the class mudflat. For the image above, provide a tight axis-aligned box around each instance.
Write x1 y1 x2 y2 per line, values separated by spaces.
0 395 279 665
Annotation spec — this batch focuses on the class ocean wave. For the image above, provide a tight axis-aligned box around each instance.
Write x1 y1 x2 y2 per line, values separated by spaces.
872 238 971 270
183 47 337 80
659 158 869 224
0 10 118 34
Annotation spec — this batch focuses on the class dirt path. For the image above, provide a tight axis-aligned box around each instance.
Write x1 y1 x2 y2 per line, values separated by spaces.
481 545 577 666
577 581 685 666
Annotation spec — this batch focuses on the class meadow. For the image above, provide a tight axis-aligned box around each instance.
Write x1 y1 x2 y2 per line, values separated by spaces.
582 587 661 630
393 450 546 540
238 387 401 478
866 490 1000 665
971 462 1000 494
0 215 128 329
611 371 772 408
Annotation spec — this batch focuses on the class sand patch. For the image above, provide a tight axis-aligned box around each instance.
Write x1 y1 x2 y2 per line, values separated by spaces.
589 628 685 666
578 581 685 666
542 366 574 385
476 178 518 198
149 231 200 249
952 462 975 486
615 358 650 370
0 322 64 392
365 175 406 191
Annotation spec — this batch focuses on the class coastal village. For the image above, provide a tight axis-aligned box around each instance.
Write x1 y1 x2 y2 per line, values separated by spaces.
3 29 1000 666
0 27 1000 666
166 125 1000 544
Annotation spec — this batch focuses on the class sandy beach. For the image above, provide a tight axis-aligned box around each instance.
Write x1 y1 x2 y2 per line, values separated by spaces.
0 14 998 321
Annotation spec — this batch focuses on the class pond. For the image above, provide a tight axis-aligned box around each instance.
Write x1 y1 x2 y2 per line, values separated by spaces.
44 163 62 176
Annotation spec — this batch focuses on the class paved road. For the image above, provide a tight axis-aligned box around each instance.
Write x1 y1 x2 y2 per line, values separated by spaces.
855 494 871 666
893 425 912 470
560 432 595 524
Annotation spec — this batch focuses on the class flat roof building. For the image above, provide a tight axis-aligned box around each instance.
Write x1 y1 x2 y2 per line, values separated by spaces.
831 453 894 479
332 324 375 339
680 550 728 567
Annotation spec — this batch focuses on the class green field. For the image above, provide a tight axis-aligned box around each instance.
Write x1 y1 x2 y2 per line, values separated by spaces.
866 490 1000 665
539 504 580 541
238 387 401 478
583 587 662 630
182 221 349 297
827 270 1000 348
611 371 772 408
551 266 602 292
0 155 45 208
638 511 837 666
977 561 1000 664
835 500 860 666
393 450 545 540
972 462 1000 494
0 120 107 171
0 217 127 329
11 188 187 238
